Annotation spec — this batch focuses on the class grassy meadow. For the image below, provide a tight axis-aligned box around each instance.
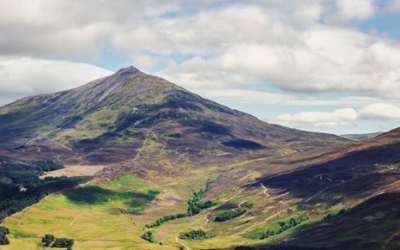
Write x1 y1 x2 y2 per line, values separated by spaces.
1 176 172 250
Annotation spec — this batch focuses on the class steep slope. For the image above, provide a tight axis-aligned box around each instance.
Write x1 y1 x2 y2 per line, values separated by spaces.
0 66 346 165
240 128 400 249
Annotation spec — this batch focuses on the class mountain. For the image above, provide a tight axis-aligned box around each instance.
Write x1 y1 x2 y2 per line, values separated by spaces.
0 66 346 165
340 132 384 141
7 66 398 250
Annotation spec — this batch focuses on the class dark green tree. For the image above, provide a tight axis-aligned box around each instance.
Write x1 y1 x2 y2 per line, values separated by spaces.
42 234 55 246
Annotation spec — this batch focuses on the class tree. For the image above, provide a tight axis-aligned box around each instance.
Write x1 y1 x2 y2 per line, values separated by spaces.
0 235 10 245
42 234 55 247
141 231 157 243
179 230 215 240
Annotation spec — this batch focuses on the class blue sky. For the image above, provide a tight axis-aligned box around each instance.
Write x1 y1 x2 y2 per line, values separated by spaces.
1 0 400 135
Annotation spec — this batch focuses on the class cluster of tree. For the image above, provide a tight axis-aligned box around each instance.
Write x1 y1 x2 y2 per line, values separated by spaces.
235 246 326 250
0 176 92 222
214 203 253 222
324 209 346 220
0 160 65 189
179 230 215 240
0 226 10 245
260 216 309 240
146 182 213 228
33 161 64 172
141 231 157 244
52 238 74 248
41 234 74 248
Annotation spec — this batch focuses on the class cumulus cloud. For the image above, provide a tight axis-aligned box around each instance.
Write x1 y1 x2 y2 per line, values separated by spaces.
0 0 182 58
358 103 400 120
0 0 398 100
136 2 400 99
272 108 358 129
272 103 400 130
327 0 377 24
0 57 112 106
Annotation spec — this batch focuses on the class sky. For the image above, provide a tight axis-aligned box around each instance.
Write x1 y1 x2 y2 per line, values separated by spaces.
1 0 400 135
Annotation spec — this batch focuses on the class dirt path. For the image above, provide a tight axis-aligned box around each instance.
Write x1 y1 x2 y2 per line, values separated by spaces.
132 123 156 162
231 210 285 237
200 213 210 230
238 200 248 208
202 187 248 229
305 179 348 203
305 187 328 203
175 236 192 250
260 183 270 197
97 121 158 182
162 187 248 249
70 215 79 226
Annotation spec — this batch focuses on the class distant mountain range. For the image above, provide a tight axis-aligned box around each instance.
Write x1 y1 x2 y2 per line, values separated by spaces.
341 132 384 141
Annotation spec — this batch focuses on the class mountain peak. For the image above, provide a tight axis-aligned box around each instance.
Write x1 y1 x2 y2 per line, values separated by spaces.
116 66 141 75
108 66 143 83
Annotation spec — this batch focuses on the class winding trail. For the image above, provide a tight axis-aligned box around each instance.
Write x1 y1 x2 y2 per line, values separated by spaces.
260 183 270 197
200 213 210 230
164 187 248 249
175 236 191 250
305 187 328 203
202 199 249 230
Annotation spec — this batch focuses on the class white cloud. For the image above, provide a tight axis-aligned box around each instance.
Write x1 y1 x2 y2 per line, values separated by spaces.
327 0 377 24
388 0 400 13
0 57 112 106
272 108 358 129
130 3 400 99
358 103 400 120
271 103 400 130
0 0 182 58
1 0 400 116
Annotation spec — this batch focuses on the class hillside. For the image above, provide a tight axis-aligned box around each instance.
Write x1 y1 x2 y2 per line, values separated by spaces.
5 67 399 250
247 128 400 249
6 126 400 249
0 66 346 167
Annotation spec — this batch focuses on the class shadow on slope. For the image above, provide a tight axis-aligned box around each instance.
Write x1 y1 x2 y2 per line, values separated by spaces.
251 142 400 249
284 192 400 250
256 142 400 204
64 185 160 214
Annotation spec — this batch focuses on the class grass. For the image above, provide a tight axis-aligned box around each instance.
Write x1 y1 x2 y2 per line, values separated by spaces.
1 175 168 250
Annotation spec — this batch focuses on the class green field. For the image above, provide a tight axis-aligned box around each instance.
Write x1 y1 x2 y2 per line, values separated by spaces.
1 176 171 250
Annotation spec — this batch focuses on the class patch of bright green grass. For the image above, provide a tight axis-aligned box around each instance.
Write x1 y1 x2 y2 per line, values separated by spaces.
1 175 167 250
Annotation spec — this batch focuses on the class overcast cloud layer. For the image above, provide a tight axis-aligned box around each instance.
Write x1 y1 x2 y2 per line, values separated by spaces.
0 0 400 134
